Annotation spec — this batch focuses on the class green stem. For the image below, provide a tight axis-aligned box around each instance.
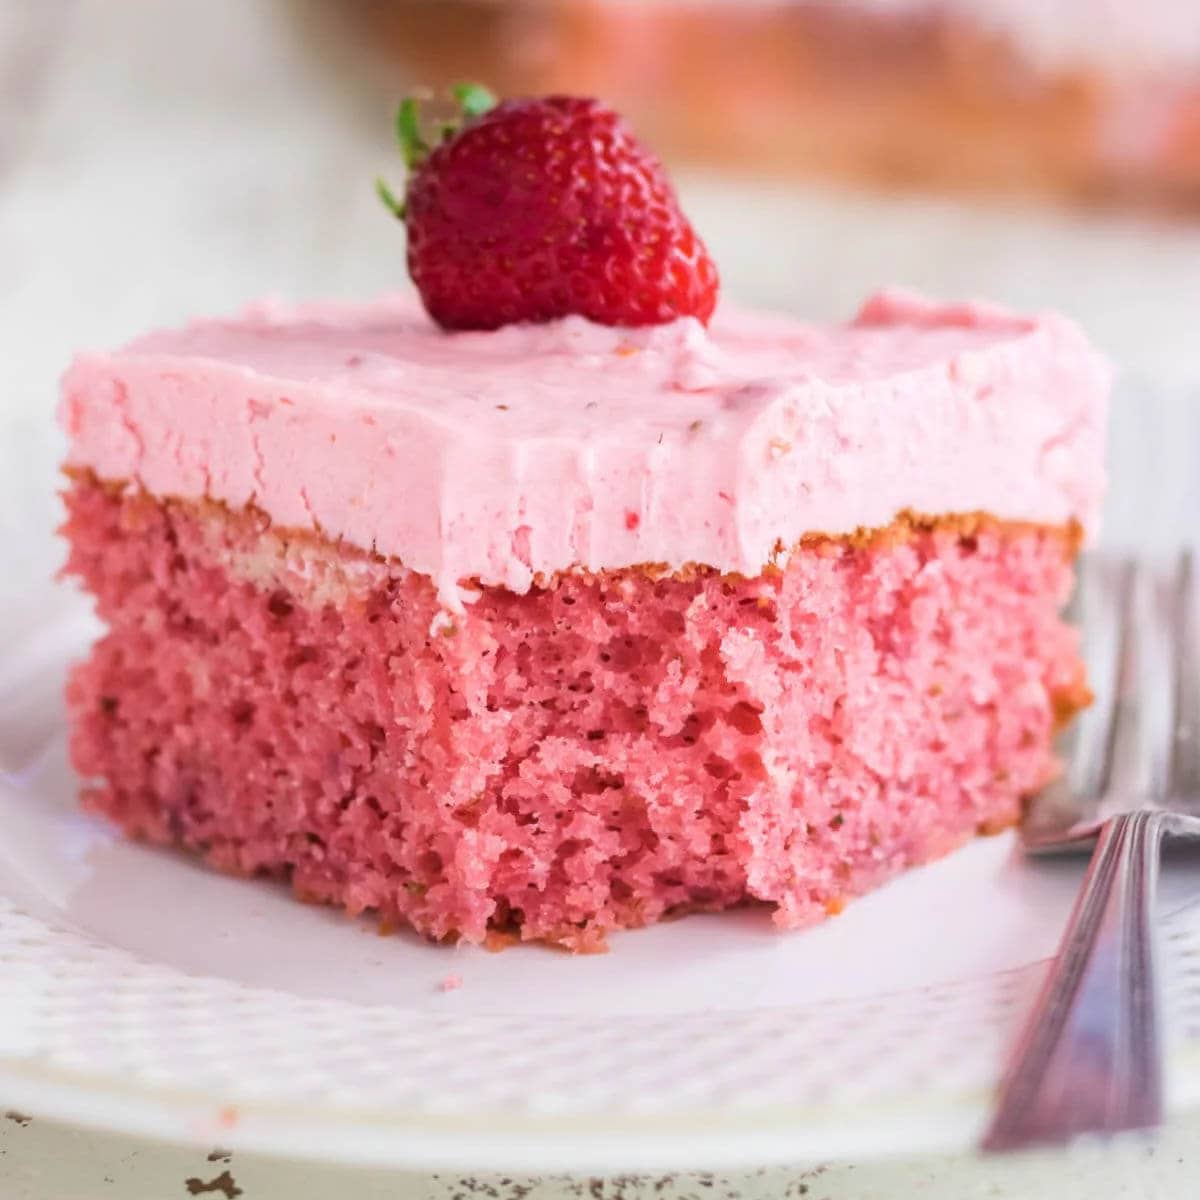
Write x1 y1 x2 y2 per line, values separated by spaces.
377 84 496 220
375 176 404 219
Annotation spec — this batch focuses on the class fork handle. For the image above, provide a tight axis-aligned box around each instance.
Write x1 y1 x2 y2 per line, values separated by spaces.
982 810 1165 1152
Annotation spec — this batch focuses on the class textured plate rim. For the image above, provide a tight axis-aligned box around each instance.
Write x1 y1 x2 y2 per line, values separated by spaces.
0 1040 989 1173
6 894 1200 1173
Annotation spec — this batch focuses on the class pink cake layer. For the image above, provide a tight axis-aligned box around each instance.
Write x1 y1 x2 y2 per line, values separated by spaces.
62 475 1086 950
59 291 1108 609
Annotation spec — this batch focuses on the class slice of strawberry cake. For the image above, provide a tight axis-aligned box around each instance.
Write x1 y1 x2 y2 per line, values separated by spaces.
58 92 1108 950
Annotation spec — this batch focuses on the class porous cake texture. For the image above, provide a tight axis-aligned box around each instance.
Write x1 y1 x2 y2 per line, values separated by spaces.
64 477 1083 950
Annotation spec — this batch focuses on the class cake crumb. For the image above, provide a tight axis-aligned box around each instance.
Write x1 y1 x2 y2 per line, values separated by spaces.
440 973 464 992
429 610 458 638
484 929 520 952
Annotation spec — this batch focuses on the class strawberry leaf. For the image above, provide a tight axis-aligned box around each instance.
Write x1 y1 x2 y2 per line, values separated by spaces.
453 82 497 119
376 176 405 219
394 97 428 170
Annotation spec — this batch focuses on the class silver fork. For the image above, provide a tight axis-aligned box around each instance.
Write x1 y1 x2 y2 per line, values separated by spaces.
982 550 1200 1153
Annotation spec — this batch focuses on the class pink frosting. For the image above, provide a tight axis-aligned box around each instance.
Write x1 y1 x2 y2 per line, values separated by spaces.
59 289 1108 609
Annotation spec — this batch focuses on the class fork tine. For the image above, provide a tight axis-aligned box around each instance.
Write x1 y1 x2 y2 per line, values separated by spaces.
1094 558 1141 802
1025 555 1131 850
1171 549 1200 805
1096 559 1174 809
1062 556 1124 806
1056 556 1118 811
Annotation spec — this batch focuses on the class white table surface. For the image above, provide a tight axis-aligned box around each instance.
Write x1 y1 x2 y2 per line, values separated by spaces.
3 1110 1200 1200
2 2 1199 1196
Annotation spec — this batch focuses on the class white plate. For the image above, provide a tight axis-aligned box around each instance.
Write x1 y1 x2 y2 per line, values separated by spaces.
3 383 1199 1175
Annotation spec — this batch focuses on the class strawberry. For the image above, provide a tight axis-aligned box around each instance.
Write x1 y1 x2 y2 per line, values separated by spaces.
378 85 719 331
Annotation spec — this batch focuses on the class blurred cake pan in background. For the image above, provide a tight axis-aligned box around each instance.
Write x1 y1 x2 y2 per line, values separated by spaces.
342 0 1200 208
